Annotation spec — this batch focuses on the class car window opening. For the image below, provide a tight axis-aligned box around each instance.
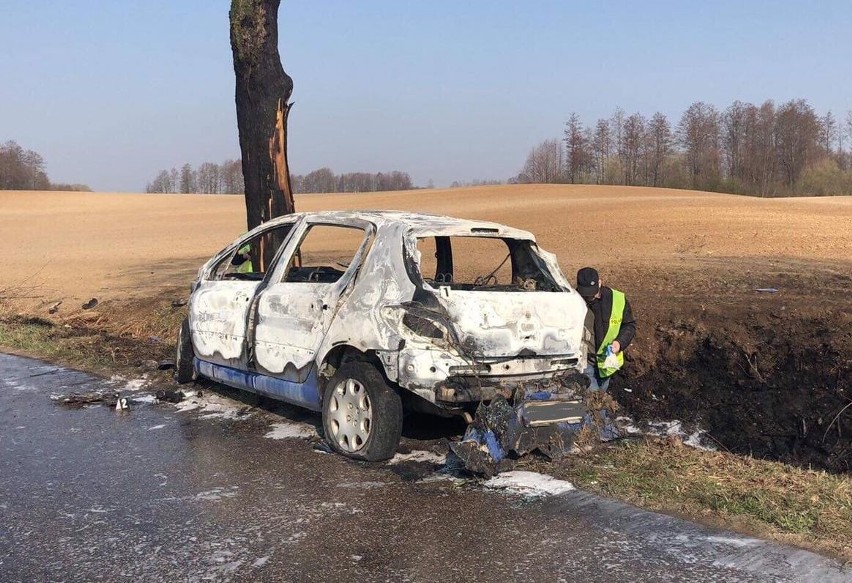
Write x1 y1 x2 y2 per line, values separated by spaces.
212 223 295 281
415 236 561 292
283 224 367 284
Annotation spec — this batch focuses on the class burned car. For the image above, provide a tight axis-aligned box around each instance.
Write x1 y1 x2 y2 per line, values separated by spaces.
176 211 589 461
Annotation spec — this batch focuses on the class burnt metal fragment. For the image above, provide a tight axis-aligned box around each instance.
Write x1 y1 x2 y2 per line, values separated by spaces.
450 395 584 477
155 389 185 403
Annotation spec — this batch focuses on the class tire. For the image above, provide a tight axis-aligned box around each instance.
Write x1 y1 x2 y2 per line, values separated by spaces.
322 362 403 461
175 317 196 384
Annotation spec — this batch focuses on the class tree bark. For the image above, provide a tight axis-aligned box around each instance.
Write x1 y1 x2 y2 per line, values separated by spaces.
229 0 296 239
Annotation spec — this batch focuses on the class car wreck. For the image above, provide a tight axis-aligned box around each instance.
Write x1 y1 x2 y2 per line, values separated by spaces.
176 211 594 471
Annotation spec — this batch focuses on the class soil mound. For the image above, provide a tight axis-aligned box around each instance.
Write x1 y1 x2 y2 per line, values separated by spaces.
618 302 851 473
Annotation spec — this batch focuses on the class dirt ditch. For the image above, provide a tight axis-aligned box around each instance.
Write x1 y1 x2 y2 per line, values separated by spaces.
617 297 851 473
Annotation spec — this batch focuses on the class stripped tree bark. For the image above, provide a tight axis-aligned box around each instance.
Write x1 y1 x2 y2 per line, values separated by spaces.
229 0 295 267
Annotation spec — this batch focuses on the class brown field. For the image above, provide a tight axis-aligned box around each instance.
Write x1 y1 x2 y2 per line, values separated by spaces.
1 185 850 306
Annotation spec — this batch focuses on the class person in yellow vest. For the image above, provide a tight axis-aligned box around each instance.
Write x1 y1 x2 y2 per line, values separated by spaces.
231 243 254 274
576 266 636 393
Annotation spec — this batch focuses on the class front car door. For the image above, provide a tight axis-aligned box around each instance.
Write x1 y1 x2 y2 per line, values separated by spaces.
252 218 374 381
190 218 298 368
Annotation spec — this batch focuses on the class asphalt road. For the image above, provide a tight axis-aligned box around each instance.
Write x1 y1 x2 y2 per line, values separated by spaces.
0 353 848 583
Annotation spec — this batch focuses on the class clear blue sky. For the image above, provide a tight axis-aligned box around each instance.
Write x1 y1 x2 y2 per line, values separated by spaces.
1 1 850 191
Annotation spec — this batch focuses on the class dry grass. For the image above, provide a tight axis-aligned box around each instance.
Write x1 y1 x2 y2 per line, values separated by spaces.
535 438 852 561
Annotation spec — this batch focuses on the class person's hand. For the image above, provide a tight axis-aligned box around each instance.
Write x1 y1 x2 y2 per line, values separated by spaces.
610 340 621 354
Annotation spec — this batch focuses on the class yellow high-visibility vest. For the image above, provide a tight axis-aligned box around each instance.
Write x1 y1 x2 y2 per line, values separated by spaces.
596 289 625 378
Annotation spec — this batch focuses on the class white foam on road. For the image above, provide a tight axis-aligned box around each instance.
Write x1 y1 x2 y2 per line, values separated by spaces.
336 481 386 489
483 471 574 498
705 535 762 548
132 394 157 404
389 450 447 465
175 392 247 420
618 417 717 451
264 421 316 440
194 487 239 501
109 375 148 392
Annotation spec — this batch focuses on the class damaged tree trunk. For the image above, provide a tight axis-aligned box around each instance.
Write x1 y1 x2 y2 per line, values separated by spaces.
229 0 296 264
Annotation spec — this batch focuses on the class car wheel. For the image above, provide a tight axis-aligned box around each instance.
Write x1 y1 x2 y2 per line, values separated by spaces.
175 317 196 384
322 362 403 461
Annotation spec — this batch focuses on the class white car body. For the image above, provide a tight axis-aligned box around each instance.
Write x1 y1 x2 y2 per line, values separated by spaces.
183 211 588 437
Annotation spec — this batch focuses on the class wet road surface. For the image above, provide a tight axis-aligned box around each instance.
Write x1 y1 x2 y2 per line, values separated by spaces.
0 353 848 582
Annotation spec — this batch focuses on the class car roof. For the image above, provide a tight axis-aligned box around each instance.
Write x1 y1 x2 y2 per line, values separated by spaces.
264 210 535 240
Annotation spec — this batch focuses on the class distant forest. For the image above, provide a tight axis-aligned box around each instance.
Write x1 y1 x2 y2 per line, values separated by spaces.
0 141 91 191
517 99 852 196
145 162 415 194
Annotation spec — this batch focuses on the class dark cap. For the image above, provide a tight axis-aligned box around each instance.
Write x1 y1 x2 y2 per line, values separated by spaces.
576 267 600 299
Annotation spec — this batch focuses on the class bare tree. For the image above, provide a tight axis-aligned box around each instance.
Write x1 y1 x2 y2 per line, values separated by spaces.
678 102 721 190
168 168 178 193
846 111 852 152
774 99 820 189
646 112 672 187
230 0 295 244
591 119 612 184
520 139 563 184
179 163 196 194
722 101 749 187
220 159 245 194
146 170 172 193
745 101 778 196
563 113 590 184
301 167 336 193
818 111 837 155
0 141 50 190
197 162 222 194
620 113 645 185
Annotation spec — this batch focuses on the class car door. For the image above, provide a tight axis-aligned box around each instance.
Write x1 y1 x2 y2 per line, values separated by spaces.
190 218 299 368
252 219 374 381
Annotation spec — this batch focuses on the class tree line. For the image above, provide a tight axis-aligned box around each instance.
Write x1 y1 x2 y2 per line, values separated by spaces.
292 168 413 193
145 162 415 194
0 141 91 191
517 100 852 196
146 160 245 194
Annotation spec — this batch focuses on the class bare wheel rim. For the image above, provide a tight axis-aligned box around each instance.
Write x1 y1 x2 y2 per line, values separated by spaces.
328 377 373 452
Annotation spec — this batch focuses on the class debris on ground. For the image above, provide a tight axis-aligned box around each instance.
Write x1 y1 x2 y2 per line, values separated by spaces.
157 359 175 370
82 298 98 310
155 389 185 403
48 301 62 314
449 395 584 478
53 390 120 408
53 387 175 408
171 298 188 307
139 359 159 371
312 441 333 454
449 375 627 477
